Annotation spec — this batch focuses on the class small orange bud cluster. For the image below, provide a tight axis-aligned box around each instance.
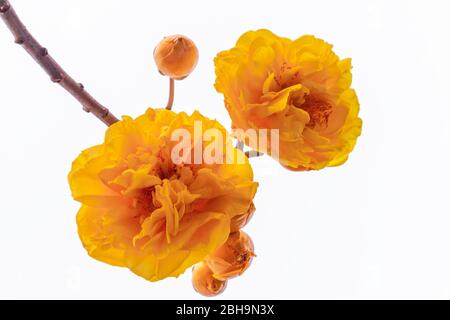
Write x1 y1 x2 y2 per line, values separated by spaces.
192 204 256 297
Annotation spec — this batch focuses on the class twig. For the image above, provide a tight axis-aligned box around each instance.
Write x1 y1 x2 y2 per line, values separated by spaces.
234 139 262 158
235 140 244 151
0 0 119 126
245 150 264 158
166 78 175 110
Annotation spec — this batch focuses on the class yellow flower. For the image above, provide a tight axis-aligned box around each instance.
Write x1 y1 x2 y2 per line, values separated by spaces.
215 29 362 170
68 108 257 282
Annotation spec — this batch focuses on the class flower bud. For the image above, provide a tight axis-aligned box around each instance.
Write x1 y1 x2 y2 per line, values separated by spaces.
192 263 227 297
153 35 199 80
205 231 255 281
230 203 255 232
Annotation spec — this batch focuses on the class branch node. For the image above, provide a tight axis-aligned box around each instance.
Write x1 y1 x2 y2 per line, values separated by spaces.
82 106 90 113
50 74 63 83
79 83 84 90
14 37 24 45
0 3 10 13
40 47 48 56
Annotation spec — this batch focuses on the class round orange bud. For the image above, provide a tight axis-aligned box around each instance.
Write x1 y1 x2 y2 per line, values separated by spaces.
205 231 255 281
153 35 199 80
192 263 227 297
230 203 255 232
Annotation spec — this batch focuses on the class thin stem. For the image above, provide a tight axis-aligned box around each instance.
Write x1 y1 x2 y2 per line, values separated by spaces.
234 139 262 158
166 78 175 110
245 150 264 158
0 0 119 126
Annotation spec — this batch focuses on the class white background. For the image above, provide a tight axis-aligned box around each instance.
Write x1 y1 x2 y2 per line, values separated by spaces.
0 0 449 299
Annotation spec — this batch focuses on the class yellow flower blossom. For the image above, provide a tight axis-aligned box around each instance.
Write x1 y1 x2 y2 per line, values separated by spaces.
68 108 257 282
215 29 362 170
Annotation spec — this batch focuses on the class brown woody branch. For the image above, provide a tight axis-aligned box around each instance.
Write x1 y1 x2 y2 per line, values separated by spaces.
0 0 119 126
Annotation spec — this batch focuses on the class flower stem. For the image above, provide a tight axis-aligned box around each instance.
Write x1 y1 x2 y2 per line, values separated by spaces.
0 0 119 126
245 150 264 158
166 78 175 110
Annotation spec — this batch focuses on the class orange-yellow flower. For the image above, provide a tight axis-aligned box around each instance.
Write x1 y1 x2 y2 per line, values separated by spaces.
215 29 362 170
68 108 257 282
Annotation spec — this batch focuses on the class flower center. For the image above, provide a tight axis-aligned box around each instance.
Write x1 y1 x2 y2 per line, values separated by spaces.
299 95 333 129
273 63 333 130
133 187 157 224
